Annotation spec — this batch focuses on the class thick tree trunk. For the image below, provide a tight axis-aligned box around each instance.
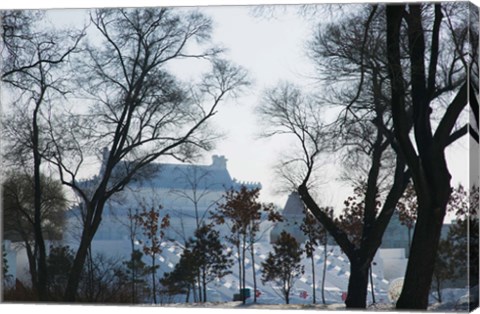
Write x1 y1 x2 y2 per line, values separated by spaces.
63 197 107 302
86 246 96 301
396 202 446 309
345 259 370 308
369 265 375 304
63 232 91 301
386 3 464 308
25 242 38 294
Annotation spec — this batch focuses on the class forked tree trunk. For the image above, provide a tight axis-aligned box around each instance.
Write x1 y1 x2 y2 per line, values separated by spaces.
385 3 465 309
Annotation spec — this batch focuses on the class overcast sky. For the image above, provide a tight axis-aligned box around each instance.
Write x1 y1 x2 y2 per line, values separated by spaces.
1 0 475 212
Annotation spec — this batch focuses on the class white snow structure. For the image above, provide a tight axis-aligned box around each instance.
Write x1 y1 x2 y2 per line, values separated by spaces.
270 192 307 244
68 154 261 243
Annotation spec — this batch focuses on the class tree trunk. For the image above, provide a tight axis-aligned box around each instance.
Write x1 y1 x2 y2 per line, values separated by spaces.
87 246 94 301
236 247 241 301
311 254 316 304
33 106 48 302
196 273 202 302
396 202 446 309
407 227 412 257
241 241 247 304
192 281 198 303
345 259 369 308
385 3 461 308
434 275 442 303
285 286 290 305
322 241 327 304
152 255 157 304
63 230 91 301
369 265 375 304
129 238 136 303
250 243 257 303
202 269 207 303
24 241 38 294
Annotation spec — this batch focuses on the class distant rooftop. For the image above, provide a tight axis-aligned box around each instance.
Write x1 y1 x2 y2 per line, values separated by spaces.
88 152 262 192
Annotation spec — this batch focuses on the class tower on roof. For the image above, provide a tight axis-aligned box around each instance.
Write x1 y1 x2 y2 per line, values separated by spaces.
211 155 227 169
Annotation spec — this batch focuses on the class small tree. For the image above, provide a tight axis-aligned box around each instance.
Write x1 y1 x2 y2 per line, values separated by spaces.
160 248 197 302
122 250 152 303
46 245 75 300
190 223 233 302
134 205 170 304
300 207 332 304
431 239 455 303
2 171 68 293
261 231 304 305
76 253 131 303
213 186 281 304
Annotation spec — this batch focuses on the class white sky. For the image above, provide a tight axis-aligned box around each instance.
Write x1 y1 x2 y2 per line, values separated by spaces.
1 0 475 212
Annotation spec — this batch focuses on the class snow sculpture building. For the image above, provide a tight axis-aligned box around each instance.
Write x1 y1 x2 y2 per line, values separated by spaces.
270 192 307 244
68 154 261 243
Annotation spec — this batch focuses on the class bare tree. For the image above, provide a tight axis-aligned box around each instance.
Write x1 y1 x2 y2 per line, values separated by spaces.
2 171 68 296
134 205 169 304
385 3 472 309
258 80 409 308
2 10 84 301
259 2 471 308
300 207 331 304
39 8 249 301
169 165 224 243
212 186 281 304
261 231 305 305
